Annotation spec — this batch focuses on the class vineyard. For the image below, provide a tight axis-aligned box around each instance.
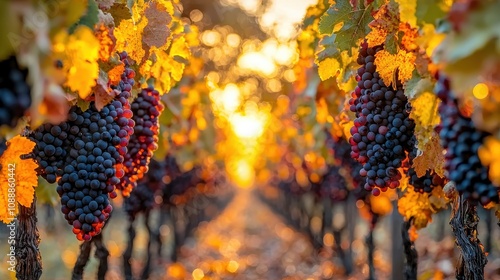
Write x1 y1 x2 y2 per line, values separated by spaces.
1 0 500 279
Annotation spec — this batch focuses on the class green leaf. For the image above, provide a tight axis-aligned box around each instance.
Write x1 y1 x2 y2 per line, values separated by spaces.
109 2 133 27
70 0 99 33
35 177 58 206
416 0 447 25
405 71 434 99
76 98 90 112
318 0 374 53
315 34 344 81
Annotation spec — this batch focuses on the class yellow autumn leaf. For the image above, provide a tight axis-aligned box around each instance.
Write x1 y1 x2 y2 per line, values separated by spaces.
0 136 38 224
409 91 441 149
395 0 416 27
478 136 500 186
53 26 100 99
412 135 445 177
317 57 340 81
114 19 147 63
374 49 416 87
398 184 448 229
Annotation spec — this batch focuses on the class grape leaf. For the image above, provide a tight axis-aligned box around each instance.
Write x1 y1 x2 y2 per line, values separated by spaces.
366 2 400 53
109 2 133 26
97 0 115 10
412 135 445 177
107 63 125 85
398 179 448 229
374 49 415 87
395 0 416 27
94 69 114 111
478 136 500 187
405 71 433 99
143 1 172 49
318 0 374 53
70 0 99 33
95 23 116 62
54 26 100 99
0 136 38 224
415 0 448 25
114 17 147 63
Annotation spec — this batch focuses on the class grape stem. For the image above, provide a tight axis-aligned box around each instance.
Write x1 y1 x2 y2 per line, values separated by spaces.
72 232 109 280
15 196 43 280
94 234 109 280
450 195 487 280
140 210 152 280
123 220 136 280
366 213 378 280
402 218 417 280
72 239 92 280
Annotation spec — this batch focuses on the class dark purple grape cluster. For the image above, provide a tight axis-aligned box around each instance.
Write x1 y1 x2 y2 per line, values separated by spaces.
407 137 446 193
435 75 498 204
0 56 31 128
117 87 164 196
316 165 348 201
163 166 204 204
348 43 415 195
28 52 136 241
124 158 165 220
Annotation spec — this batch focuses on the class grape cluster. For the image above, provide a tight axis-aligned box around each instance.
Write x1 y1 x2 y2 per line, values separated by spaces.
435 75 498 204
124 158 165 220
117 87 164 196
316 165 348 201
326 132 364 189
348 43 415 195
407 137 445 193
0 56 32 128
29 52 135 240
163 166 204 204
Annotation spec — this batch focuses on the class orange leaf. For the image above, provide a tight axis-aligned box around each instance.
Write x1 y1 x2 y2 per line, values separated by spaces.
367 3 399 48
412 135 445 178
0 136 38 223
95 23 116 62
107 63 125 85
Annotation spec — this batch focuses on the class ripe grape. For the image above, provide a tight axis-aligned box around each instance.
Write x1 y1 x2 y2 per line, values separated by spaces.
315 165 348 202
0 56 32 128
28 52 136 240
117 87 164 196
349 42 415 195
124 158 165 220
436 75 498 205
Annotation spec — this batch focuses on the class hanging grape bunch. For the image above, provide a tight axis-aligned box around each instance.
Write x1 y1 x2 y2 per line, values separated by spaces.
28 52 136 241
116 85 164 196
435 74 498 205
348 42 415 195
317 164 349 201
0 56 32 128
124 158 166 220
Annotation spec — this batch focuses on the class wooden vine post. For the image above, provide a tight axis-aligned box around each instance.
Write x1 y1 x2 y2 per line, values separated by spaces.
447 183 487 280
15 195 42 280
401 219 417 280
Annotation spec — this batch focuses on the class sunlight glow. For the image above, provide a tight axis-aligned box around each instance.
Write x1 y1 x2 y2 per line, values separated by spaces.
237 51 277 77
231 113 265 139
473 83 489 99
